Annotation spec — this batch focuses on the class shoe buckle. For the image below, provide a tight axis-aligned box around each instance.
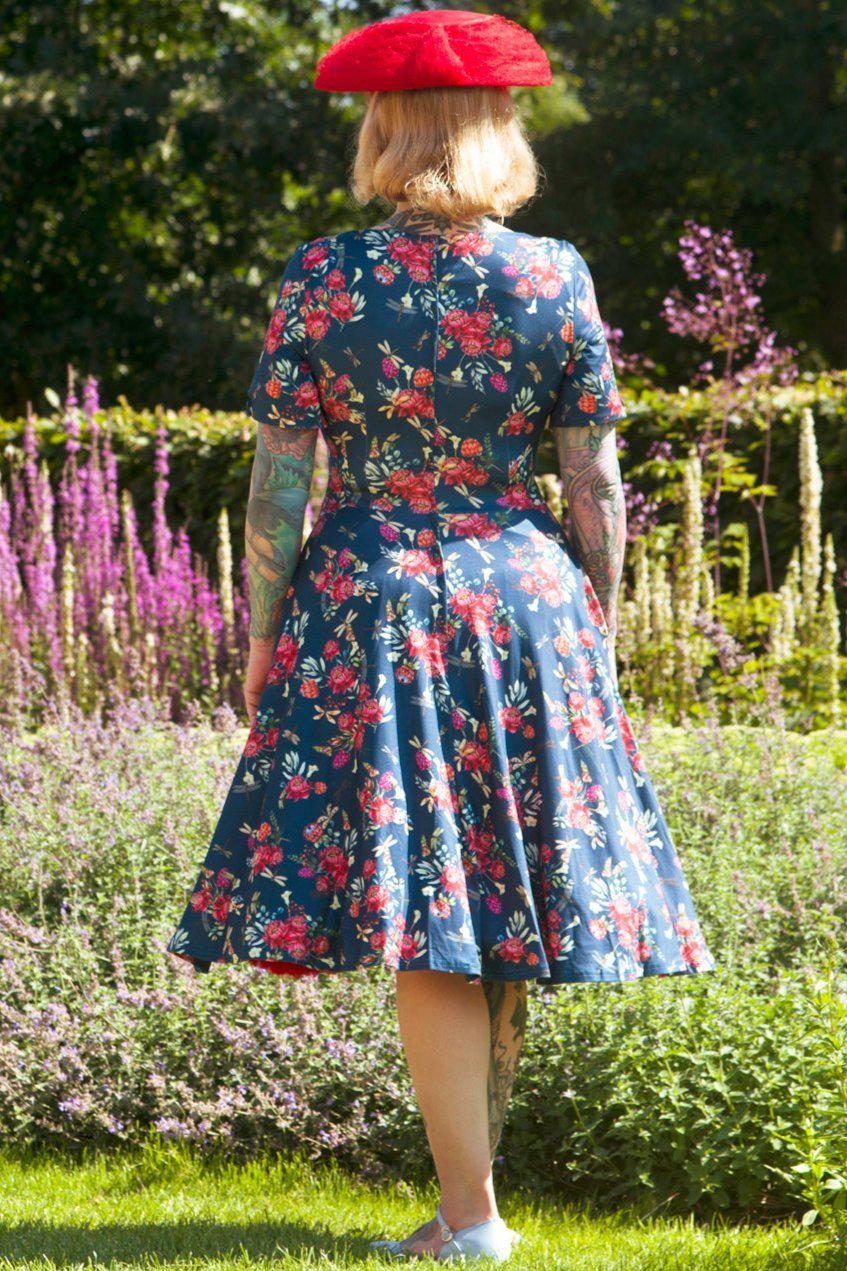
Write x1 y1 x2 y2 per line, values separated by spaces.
439 1223 454 1243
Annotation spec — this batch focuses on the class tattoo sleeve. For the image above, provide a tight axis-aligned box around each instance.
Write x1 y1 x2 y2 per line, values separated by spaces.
555 422 626 637
245 423 319 640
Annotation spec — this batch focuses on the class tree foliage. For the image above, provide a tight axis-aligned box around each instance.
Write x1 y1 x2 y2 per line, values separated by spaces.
0 0 386 415
525 0 847 373
1 0 845 417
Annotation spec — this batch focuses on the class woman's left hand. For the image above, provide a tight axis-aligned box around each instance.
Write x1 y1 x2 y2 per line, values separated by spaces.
244 637 276 727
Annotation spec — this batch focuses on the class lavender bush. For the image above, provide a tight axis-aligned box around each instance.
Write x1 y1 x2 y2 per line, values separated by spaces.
0 693 846 1224
0 381 245 723
0 374 329 726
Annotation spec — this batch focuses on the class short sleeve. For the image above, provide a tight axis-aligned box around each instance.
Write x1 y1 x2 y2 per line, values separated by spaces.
245 243 324 430
548 243 627 429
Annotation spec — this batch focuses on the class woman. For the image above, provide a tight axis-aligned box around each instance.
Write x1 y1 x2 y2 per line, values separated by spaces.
165 10 716 1263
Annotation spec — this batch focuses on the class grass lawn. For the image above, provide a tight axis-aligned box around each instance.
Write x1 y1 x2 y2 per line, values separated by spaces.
0 1143 829 1270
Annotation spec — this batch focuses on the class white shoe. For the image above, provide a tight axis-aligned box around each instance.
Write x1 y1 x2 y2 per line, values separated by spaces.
369 1203 520 1261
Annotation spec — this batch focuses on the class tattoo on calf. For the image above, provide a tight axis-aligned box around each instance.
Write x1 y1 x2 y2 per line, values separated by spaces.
483 979 529 1159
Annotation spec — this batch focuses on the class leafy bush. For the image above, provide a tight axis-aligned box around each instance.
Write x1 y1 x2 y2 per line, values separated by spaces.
1 698 846 1230
509 962 813 1217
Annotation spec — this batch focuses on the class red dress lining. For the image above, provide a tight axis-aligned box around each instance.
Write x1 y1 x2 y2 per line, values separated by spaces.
170 949 320 978
248 957 320 978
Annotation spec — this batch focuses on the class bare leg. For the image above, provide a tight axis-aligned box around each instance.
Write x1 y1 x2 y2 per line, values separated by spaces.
392 970 527 1258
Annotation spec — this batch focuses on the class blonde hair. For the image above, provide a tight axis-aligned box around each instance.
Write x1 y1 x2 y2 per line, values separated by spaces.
350 86 543 221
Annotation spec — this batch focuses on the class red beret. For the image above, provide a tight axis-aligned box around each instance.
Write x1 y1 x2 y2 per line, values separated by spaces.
314 9 553 93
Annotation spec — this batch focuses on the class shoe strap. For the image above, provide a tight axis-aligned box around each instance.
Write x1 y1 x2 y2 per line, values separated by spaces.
436 1204 506 1243
436 1206 454 1243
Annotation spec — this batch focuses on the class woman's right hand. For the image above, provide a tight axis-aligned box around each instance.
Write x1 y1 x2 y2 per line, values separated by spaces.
244 637 276 727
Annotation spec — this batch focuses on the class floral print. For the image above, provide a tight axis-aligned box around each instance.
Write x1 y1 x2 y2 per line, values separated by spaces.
165 208 716 985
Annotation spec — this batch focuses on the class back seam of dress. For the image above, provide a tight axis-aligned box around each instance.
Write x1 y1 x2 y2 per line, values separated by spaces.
430 231 469 899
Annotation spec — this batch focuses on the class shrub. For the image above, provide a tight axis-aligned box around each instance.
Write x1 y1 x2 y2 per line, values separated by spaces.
1 698 846 1227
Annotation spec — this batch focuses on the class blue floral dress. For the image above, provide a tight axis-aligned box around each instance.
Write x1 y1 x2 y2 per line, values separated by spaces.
165 207 717 986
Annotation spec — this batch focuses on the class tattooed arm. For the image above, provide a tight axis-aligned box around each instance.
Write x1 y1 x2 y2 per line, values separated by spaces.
245 422 318 638
243 422 318 721
555 421 626 640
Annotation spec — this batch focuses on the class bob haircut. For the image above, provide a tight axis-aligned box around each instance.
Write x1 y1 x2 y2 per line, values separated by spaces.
350 85 543 221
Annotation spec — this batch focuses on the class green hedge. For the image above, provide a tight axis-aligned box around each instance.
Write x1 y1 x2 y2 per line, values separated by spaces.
2 370 846 581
